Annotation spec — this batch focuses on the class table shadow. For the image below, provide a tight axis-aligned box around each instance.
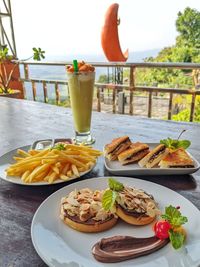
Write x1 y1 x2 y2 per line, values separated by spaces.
103 167 197 191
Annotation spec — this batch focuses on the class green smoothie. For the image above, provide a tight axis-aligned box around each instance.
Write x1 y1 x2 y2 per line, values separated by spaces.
68 72 95 133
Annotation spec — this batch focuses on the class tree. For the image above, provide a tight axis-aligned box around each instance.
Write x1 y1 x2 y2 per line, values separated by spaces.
176 7 200 48
131 7 200 88
97 74 109 83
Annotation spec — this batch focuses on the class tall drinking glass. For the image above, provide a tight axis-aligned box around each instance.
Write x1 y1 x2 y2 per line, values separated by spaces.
67 71 95 145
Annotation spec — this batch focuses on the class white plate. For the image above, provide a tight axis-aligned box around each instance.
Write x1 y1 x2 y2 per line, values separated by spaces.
105 143 200 176
0 145 95 186
31 176 200 267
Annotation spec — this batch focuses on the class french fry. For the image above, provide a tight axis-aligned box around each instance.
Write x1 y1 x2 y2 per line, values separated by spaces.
67 170 72 177
41 158 57 164
60 174 70 181
28 163 50 181
77 166 87 172
48 171 58 184
55 162 61 168
21 170 31 182
71 164 80 177
17 149 30 157
86 161 94 168
62 163 70 175
28 150 40 156
52 165 60 174
13 156 24 161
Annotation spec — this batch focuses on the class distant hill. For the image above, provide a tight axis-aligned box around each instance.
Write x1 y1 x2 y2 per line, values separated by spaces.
44 48 161 63
127 49 160 62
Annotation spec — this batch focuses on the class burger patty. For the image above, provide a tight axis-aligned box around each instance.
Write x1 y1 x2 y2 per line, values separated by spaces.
63 210 114 225
118 204 149 218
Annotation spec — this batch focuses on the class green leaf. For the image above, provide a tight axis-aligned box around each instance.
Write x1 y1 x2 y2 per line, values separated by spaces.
171 216 188 227
161 205 188 227
53 143 65 150
102 189 117 211
32 47 45 61
177 140 191 149
108 178 124 192
169 230 185 249
160 138 191 150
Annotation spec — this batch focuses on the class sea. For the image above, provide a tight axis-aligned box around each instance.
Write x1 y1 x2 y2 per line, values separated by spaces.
21 49 160 103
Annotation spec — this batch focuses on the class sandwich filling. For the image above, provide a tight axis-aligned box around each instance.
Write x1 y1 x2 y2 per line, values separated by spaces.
107 138 131 155
116 186 160 218
60 188 115 224
169 165 194 168
148 146 166 163
159 148 194 168
125 148 149 161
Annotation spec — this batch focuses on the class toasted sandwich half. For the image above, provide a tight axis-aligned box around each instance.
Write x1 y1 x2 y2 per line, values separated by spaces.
138 144 169 168
118 142 149 165
159 148 194 168
104 136 131 161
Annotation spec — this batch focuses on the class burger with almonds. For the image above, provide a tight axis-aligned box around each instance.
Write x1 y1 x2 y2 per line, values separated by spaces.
102 178 160 226
60 188 118 233
116 185 160 225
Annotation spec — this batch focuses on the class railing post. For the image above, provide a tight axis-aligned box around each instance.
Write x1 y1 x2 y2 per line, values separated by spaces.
168 93 173 120
21 81 26 99
190 92 196 122
112 88 116 113
24 63 29 79
96 86 101 112
148 91 152 118
118 91 125 114
129 66 135 115
55 82 60 105
31 81 36 101
42 81 48 103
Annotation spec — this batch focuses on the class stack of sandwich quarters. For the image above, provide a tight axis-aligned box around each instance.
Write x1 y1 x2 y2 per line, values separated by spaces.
104 136 194 168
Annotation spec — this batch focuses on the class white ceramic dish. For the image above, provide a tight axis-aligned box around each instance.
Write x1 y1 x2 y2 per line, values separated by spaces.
31 176 200 267
0 145 95 185
104 143 200 176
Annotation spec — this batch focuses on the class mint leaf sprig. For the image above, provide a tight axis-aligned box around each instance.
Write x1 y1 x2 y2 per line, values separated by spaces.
169 230 185 250
161 205 188 249
102 178 124 211
108 178 124 191
160 129 191 150
161 205 188 228
160 138 191 150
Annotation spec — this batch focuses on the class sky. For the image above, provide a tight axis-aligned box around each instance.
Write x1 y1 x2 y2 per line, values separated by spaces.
6 0 200 59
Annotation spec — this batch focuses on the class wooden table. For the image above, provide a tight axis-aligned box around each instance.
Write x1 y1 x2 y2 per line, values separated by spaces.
0 97 200 267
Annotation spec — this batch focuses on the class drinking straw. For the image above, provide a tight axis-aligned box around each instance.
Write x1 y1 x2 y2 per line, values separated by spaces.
73 59 78 72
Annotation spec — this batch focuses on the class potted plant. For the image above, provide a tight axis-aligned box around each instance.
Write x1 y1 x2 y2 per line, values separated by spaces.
0 46 45 98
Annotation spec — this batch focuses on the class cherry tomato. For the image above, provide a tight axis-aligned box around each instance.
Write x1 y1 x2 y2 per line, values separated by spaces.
154 220 171 239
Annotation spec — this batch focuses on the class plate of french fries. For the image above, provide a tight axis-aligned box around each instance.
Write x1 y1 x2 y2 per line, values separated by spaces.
0 143 102 185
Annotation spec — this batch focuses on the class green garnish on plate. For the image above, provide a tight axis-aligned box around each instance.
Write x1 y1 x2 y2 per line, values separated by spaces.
161 205 188 227
102 178 124 211
160 129 191 150
160 138 191 150
154 205 188 250
53 143 66 151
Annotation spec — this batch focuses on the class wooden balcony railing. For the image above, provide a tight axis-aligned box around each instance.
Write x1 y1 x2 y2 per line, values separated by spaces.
17 61 200 122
